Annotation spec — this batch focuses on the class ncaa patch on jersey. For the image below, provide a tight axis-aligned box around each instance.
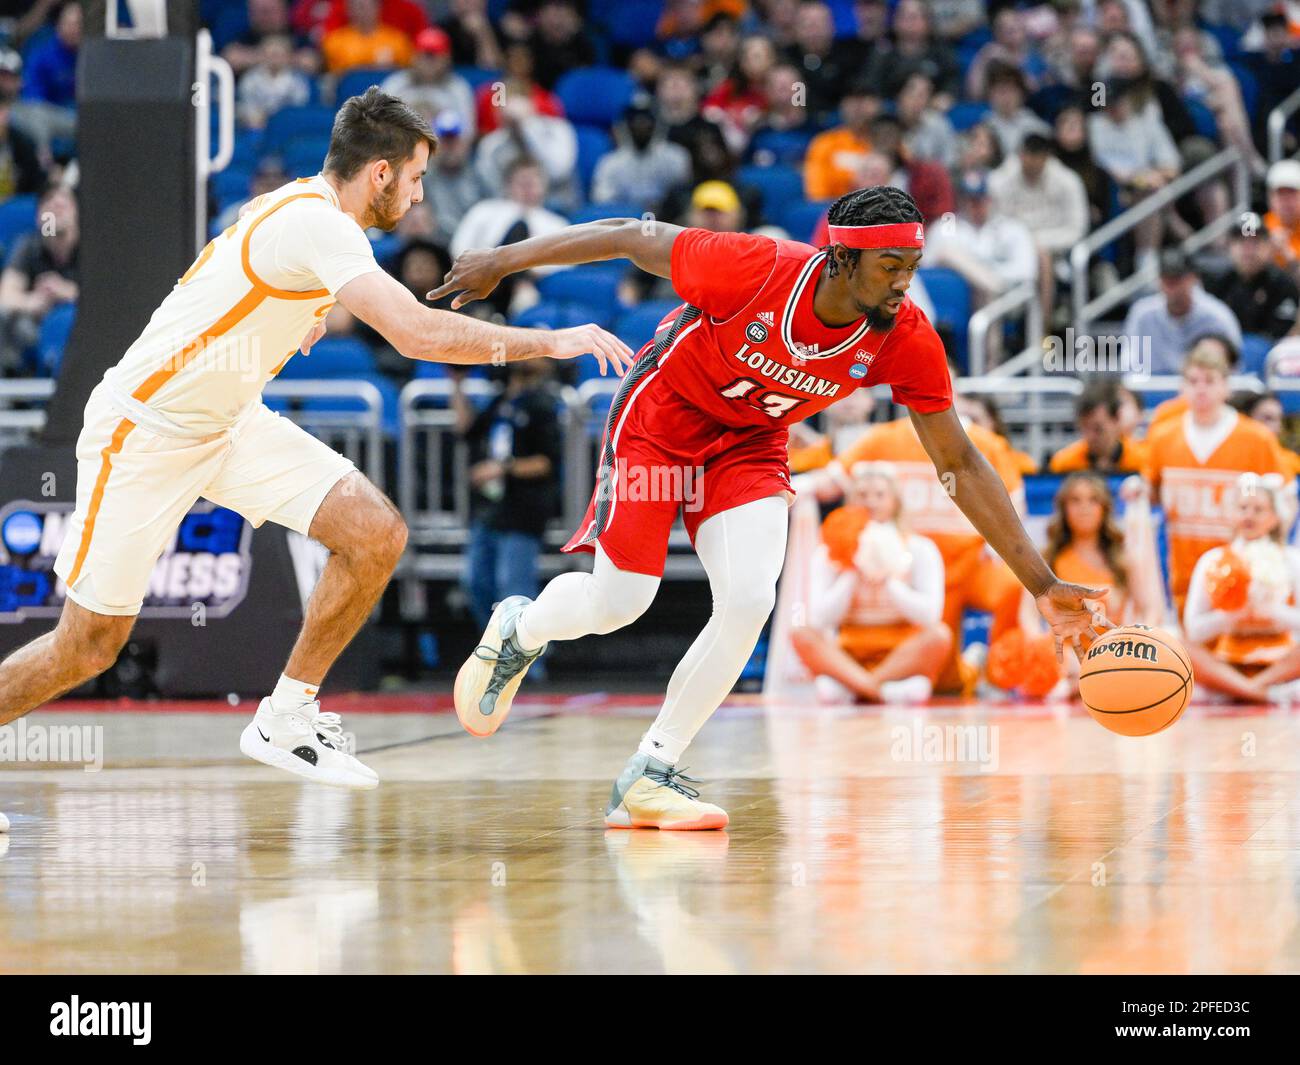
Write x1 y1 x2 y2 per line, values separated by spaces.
849 363 869 379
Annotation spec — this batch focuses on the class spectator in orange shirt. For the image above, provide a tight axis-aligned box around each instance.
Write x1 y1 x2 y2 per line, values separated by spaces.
1048 381 1147 475
1265 158 1300 284
1141 343 1289 617
322 0 413 73
803 80 878 201
1146 333 1240 431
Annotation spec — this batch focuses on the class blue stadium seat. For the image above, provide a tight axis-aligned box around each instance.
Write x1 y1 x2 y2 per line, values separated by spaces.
1228 62 1259 115
457 65 501 92
230 127 264 168
511 302 599 331
1240 334 1275 375
781 199 831 243
1186 97 1219 142
536 268 622 327
0 194 36 258
574 124 614 193
36 302 75 376
262 106 336 157
337 67 395 103
209 5 249 51
412 359 488 380
1204 23 1243 61
210 166 252 208
570 202 645 224
1028 84 1075 123
947 102 991 132
748 127 815 167
737 163 803 222
917 267 970 366
597 0 664 51
616 300 682 350
280 336 377 378
283 134 332 176
556 67 636 127
369 233 403 268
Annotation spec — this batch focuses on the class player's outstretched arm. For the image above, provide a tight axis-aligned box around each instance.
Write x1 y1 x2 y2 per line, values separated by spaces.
336 269 635 376
427 218 685 309
908 405 1111 659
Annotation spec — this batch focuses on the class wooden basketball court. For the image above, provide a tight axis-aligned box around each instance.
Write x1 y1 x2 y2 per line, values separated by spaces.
2 692 1298 974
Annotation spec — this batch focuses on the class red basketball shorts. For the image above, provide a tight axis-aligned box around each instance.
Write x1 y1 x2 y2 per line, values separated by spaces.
563 360 794 577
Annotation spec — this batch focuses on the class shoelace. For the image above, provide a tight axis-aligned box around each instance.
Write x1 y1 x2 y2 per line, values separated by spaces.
473 638 541 696
312 711 350 754
644 764 703 799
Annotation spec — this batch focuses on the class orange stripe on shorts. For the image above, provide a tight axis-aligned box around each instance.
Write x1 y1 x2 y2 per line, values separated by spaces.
66 417 137 587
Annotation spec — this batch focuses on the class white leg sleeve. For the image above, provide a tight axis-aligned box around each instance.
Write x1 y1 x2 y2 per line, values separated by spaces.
514 544 660 650
639 495 789 763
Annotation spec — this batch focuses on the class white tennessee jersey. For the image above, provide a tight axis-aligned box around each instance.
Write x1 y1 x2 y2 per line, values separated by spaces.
102 174 380 436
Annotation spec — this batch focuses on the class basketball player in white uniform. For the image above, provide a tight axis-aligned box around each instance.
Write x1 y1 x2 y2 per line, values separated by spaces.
0 89 633 812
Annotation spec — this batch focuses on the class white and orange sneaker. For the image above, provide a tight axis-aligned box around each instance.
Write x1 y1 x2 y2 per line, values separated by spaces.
454 595 545 737
604 754 729 831
239 697 378 789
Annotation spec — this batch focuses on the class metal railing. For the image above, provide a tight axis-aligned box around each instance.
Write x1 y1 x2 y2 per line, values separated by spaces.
954 375 1082 462
0 379 57 449
263 379 385 489
1268 85 1300 164
967 281 1044 378
1069 146 1250 333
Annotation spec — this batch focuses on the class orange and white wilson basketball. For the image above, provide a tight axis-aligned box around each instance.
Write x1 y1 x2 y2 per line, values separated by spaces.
1077 625 1194 736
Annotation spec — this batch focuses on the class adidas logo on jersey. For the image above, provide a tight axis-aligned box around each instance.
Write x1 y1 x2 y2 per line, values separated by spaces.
756 310 775 327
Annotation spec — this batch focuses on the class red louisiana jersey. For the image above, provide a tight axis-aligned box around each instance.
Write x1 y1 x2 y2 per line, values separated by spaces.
640 228 952 428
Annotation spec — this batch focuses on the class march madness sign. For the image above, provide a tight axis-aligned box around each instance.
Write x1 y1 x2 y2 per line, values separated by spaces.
0 500 254 621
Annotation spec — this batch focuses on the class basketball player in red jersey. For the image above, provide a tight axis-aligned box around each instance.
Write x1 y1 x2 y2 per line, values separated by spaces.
432 186 1108 830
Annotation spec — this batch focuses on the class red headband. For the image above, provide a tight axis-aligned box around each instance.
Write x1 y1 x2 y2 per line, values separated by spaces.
828 222 925 249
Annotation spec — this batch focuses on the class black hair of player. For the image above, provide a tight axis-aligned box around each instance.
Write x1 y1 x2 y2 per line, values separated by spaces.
823 186 923 328
822 186 924 277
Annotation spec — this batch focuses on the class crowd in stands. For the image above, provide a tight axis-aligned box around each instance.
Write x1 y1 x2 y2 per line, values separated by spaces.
0 1 1299 695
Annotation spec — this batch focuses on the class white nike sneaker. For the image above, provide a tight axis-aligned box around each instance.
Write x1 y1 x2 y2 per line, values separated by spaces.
239 697 378 789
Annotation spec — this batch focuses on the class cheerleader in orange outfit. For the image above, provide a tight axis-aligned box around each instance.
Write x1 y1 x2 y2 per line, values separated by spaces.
1043 473 1145 631
791 464 952 704
992 473 1157 697
1182 474 1300 703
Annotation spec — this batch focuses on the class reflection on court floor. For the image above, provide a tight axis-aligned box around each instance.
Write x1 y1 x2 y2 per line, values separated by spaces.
1 694 1298 974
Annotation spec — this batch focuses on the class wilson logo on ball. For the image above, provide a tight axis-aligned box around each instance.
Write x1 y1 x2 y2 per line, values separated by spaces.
1086 638 1158 663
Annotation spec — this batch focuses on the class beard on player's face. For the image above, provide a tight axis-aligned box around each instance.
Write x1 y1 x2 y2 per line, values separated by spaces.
369 172 405 231
864 302 899 330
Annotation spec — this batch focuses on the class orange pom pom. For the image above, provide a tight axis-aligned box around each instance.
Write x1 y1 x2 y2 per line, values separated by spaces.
986 630 1026 692
1207 549 1251 612
821 505 870 568
1019 634 1063 697
986 630 1062 697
